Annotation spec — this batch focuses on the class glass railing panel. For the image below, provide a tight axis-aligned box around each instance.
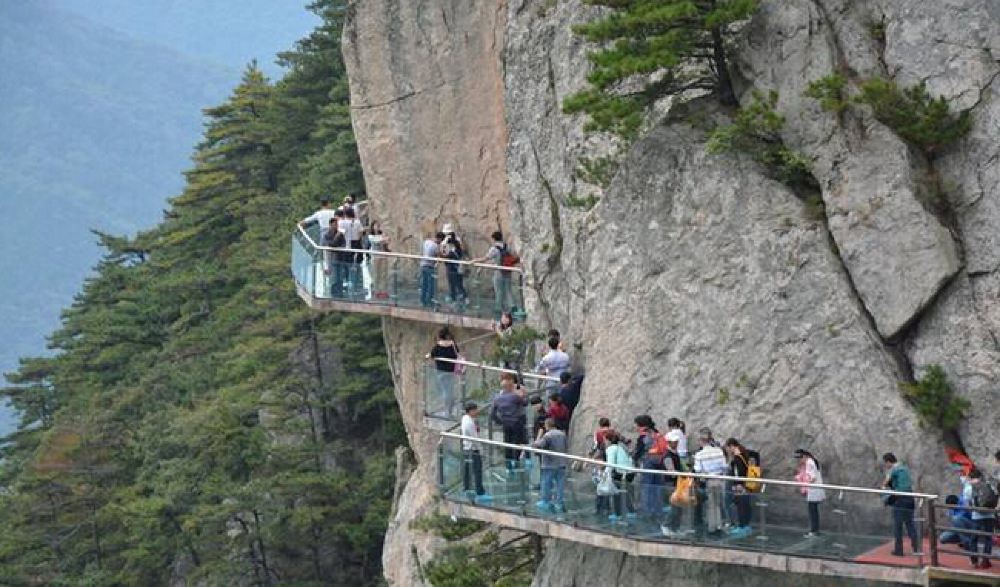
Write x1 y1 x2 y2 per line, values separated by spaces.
291 228 526 322
439 434 928 569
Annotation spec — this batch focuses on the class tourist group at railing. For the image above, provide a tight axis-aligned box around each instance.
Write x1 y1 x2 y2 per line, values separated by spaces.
292 200 998 571
426 328 1000 570
295 197 524 319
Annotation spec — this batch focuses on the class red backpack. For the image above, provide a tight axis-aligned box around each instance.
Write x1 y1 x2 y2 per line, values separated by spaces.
647 431 669 459
499 244 520 267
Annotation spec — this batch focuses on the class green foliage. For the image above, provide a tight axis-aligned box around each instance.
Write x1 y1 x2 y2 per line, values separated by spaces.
805 74 849 114
0 2 404 585
574 154 620 189
899 365 970 432
806 75 971 156
411 514 486 541
423 532 536 587
564 0 760 138
565 193 600 210
855 79 971 156
869 19 886 43
489 326 545 370
708 91 818 192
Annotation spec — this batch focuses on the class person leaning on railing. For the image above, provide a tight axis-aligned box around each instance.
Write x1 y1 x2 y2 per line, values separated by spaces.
299 197 337 237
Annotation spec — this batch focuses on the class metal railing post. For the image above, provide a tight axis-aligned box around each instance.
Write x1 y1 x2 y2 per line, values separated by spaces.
437 441 446 490
927 497 938 567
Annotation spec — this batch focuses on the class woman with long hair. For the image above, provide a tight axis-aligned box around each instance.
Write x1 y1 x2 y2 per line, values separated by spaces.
425 327 460 417
795 448 826 536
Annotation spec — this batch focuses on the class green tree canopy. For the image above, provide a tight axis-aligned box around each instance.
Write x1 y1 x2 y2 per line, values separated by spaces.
0 1 404 584
564 0 760 139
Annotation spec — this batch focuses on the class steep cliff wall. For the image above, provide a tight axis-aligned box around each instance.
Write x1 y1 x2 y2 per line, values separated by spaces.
344 0 998 584
343 1 511 584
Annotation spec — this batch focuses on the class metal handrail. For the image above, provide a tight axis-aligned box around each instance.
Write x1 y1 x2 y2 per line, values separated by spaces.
439 431 939 500
427 357 559 382
296 225 524 274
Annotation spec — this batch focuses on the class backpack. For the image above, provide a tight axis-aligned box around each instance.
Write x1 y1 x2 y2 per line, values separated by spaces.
739 454 763 493
588 432 607 461
647 431 669 460
499 244 520 267
974 481 999 509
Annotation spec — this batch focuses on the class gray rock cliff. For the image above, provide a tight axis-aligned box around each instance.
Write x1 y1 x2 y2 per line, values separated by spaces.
343 0 998 584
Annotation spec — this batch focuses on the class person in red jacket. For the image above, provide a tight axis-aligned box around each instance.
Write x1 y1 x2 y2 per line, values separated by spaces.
547 394 570 431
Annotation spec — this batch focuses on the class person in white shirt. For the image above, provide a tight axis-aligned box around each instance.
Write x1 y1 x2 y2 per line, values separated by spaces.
665 418 689 459
693 427 728 533
461 402 490 502
341 208 365 294
299 198 337 240
535 336 570 397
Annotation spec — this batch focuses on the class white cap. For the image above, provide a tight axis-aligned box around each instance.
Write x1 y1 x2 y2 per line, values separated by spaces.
442 223 455 234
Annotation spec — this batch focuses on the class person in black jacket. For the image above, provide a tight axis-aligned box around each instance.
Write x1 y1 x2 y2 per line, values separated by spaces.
725 438 760 538
321 224 349 298
425 328 460 418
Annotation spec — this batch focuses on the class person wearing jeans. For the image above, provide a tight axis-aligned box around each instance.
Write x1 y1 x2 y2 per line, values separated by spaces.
420 233 442 307
460 403 489 503
533 418 568 513
882 453 921 556
490 373 527 468
725 438 759 538
474 231 516 319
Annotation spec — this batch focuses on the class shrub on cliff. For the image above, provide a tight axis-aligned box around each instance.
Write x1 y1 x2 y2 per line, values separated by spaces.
806 75 972 157
563 0 760 139
899 364 970 432
708 91 818 193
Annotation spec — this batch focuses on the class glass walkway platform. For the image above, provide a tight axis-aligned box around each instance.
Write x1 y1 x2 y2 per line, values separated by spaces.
435 429 1000 586
292 226 526 330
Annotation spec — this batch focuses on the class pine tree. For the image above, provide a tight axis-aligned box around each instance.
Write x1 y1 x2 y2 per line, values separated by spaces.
0 2 403 584
563 0 760 138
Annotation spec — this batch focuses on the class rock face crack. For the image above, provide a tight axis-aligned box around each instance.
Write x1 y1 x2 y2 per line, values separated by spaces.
528 138 563 329
351 80 457 110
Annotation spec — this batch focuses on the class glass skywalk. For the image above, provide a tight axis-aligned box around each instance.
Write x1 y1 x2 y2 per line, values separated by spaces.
292 226 526 327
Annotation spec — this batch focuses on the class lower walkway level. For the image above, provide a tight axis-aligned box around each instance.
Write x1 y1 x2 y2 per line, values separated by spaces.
436 432 1000 586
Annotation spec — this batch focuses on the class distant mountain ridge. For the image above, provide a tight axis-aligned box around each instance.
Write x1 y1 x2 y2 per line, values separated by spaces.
0 2 244 434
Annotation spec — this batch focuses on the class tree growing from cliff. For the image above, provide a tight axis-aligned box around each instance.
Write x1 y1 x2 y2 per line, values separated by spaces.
563 0 760 138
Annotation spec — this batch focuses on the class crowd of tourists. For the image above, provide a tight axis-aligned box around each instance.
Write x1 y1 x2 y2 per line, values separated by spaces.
456 367 999 567
299 198 521 316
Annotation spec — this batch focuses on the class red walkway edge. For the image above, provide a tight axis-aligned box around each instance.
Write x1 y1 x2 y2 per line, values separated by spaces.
855 538 999 580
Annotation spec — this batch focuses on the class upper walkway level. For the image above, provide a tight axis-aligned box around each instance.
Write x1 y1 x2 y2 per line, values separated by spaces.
437 433 1000 586
291 226 526 330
